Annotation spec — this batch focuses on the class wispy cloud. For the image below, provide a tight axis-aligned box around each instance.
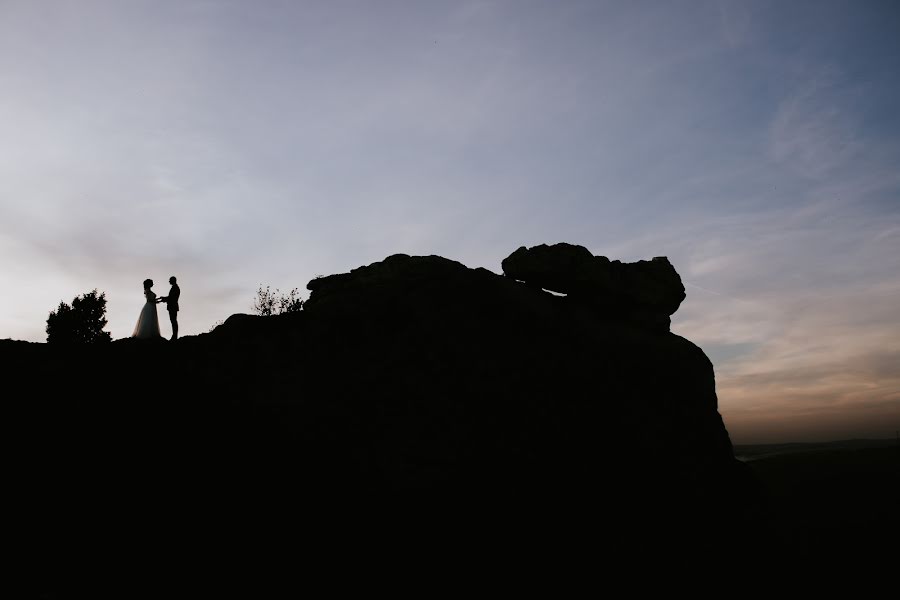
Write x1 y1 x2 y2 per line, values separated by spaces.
769 68 864 179
666 183 900 442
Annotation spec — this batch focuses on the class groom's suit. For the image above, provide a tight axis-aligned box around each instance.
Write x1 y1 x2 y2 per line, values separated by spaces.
165 283 180 313
163 283 180 340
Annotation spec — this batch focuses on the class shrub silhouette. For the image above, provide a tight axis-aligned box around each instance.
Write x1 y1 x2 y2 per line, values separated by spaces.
46 289 112 344
252 286 303 316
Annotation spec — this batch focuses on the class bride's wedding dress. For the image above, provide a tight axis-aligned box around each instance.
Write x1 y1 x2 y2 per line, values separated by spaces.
132 290 162 339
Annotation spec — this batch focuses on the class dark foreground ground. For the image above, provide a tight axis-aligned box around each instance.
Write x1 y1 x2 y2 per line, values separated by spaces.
738 441 899 575
12 247 899 592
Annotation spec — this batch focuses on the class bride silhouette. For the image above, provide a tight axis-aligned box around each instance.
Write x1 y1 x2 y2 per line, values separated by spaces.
132 278 162 339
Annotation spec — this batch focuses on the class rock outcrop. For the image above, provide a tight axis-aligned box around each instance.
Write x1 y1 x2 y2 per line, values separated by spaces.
9 244 766 580
502 242 686 331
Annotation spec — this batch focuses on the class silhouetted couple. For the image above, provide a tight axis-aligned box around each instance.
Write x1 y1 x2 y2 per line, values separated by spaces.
132 276 180 340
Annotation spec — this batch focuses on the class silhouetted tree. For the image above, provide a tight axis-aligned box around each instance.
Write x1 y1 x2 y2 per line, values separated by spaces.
46 289 112 344
252 286 303 316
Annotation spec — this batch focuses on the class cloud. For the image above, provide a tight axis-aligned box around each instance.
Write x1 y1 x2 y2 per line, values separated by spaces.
664 192 900 442
716 0 756 48
769 69 864 179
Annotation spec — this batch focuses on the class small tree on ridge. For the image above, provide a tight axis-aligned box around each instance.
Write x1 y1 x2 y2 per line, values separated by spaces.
46 289 112 344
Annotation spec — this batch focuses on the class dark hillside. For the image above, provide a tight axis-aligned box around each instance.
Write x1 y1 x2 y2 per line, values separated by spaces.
10 244 772 587
745 444 899 574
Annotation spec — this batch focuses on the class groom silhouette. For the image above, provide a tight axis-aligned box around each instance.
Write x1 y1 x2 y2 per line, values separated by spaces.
158 276 180 341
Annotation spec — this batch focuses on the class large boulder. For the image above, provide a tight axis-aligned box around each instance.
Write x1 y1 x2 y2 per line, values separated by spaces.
501 243 686 331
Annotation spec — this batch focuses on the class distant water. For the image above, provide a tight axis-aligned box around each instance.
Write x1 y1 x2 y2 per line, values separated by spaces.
734 438 897 462
734 454 763 462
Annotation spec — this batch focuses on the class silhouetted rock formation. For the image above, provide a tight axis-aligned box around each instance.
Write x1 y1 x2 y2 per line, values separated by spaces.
296 249 734 488
502 242 686 331
10 245 768 584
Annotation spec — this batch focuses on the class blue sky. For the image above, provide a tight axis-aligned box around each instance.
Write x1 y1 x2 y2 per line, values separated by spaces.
1 1 898 442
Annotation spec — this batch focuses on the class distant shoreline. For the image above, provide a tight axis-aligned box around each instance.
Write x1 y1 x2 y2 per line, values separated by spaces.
734 437 898 461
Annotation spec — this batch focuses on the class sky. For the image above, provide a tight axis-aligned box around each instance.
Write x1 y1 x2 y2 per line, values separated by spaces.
1 0 898 443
